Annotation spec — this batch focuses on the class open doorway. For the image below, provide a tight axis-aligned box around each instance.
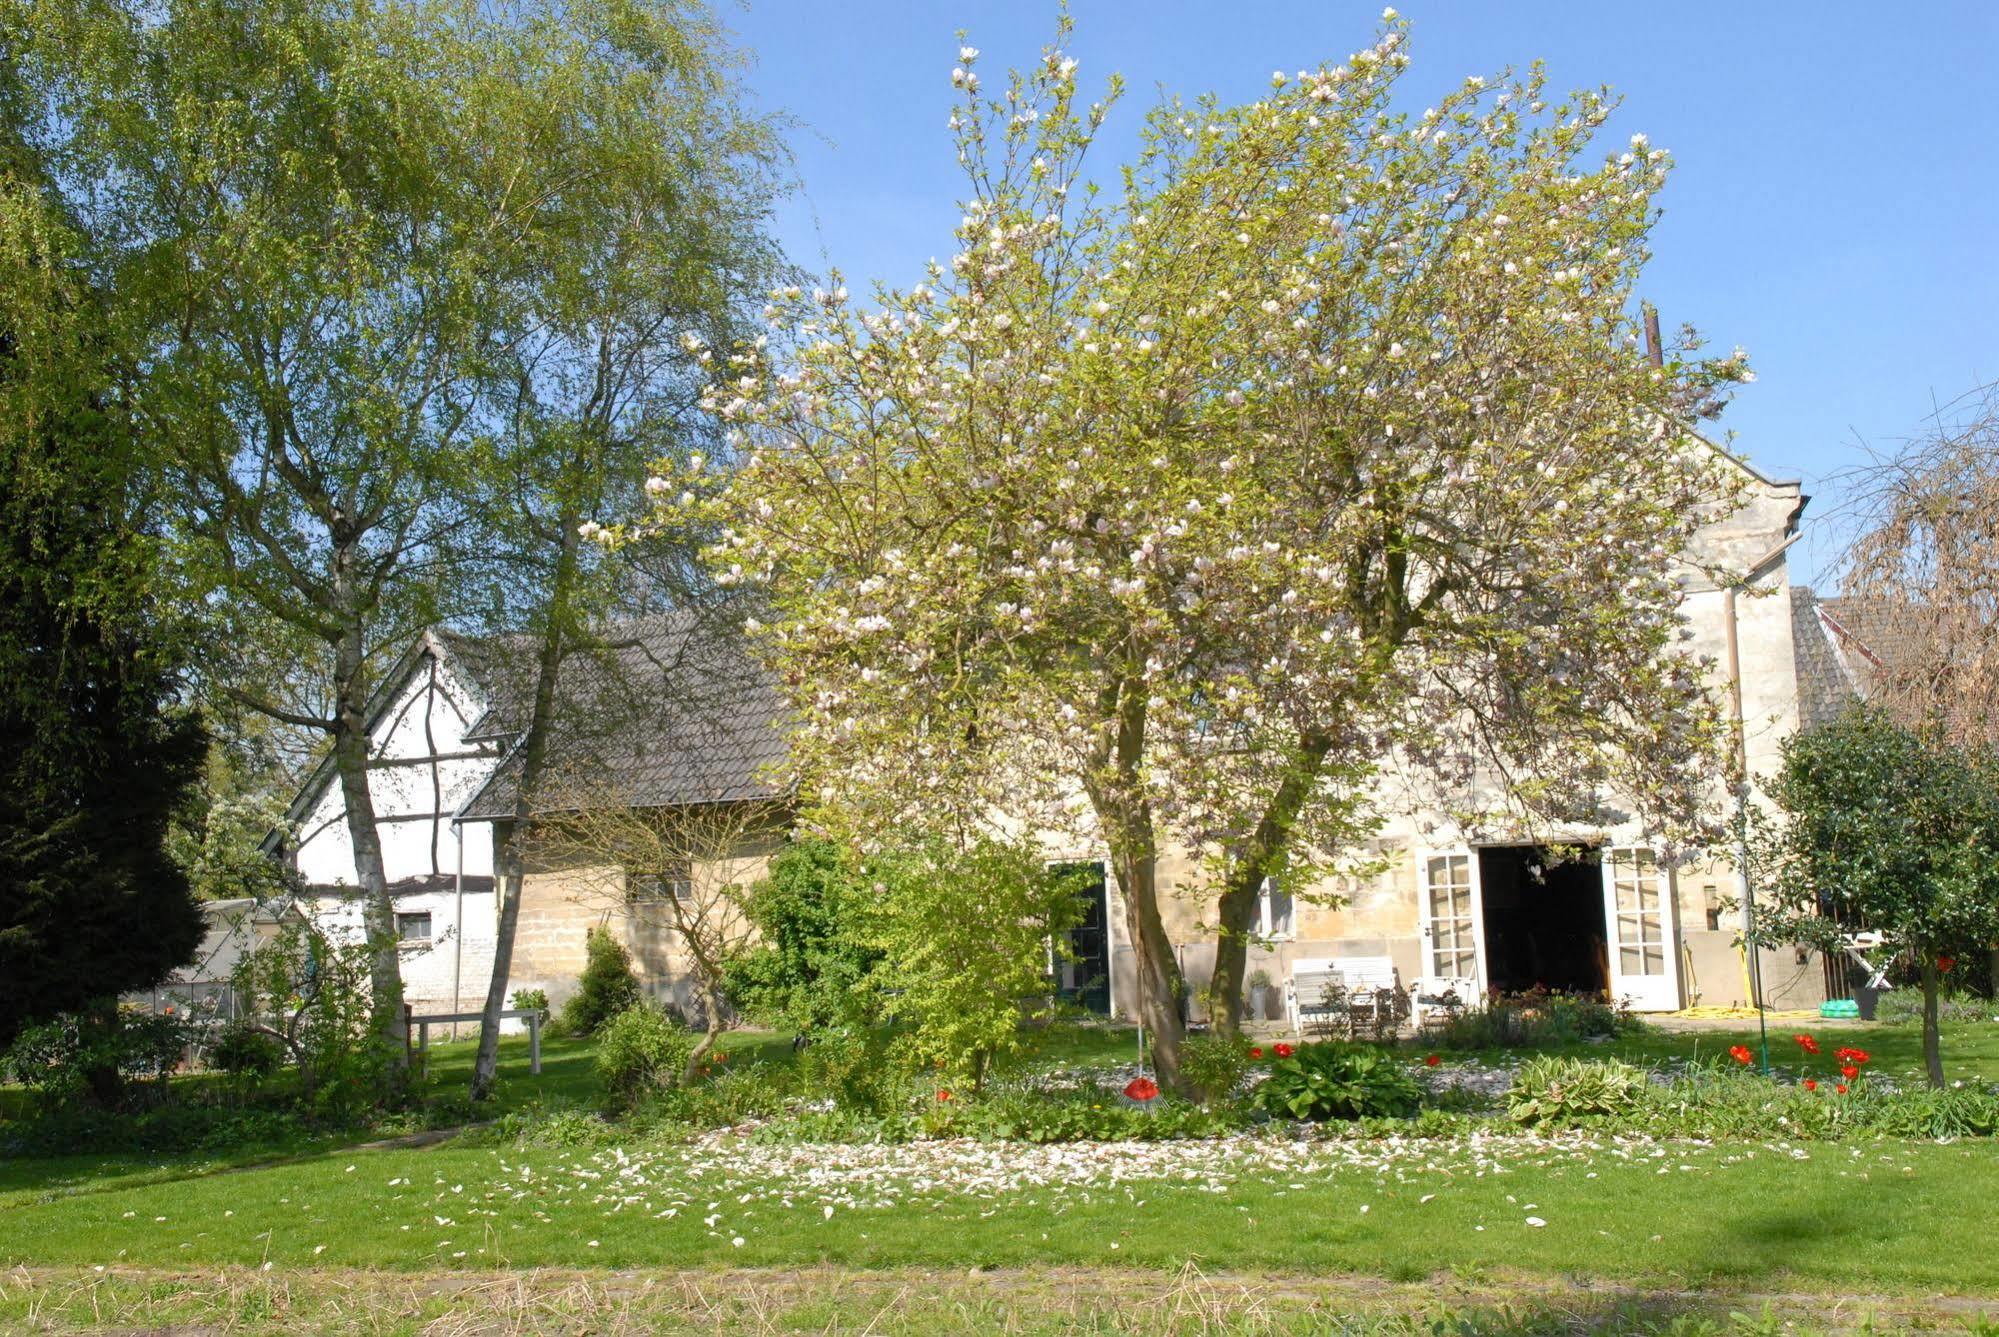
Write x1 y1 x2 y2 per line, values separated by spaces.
1052 860 1111 1015
1476 846 1609 998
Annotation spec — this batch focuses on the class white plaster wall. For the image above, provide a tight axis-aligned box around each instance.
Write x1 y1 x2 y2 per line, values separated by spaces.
292 659 498 888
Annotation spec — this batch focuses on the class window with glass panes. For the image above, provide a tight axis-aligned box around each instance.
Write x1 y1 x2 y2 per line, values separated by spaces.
1424 854 1477 979
1606 848 1666 975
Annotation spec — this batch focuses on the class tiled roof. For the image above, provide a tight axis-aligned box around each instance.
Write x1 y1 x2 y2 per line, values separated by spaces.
1813 594 1919 683
456 609 789 820
1789 587 1859 729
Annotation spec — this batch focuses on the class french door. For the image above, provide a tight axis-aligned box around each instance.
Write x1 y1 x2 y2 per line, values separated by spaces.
1601 847 1682 1011
1418 850 1485 1003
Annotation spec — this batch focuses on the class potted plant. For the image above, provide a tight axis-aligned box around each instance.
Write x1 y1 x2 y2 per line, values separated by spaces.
1247 967 1277 1021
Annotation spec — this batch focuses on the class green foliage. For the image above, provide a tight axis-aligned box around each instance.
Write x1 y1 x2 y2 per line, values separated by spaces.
1758 706 1999 974
594 1003 695 1110
0 1102 304 1158
1877 989 1994 1026
734 835 1085 1085
229 920 390 1118
649 1062 796 1128
0 178 206 1049
727 839 882 1034
932 1083 1252 1143
794 1027 913 1117
510 987 551 1015
856 837 1087 1084
1179 1032 1255 1103
207 1021 284 1083
561 927 644 1037
1256 1043 1422 1122
3 1007 194 1110
1424 991 1637 1051
1505 1056 1651 1127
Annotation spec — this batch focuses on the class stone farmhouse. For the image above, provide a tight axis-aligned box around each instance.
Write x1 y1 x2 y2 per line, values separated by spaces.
269 447 1881 1026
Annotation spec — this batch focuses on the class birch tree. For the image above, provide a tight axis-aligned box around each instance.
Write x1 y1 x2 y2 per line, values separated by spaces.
629 15 1747 1088
8 0 637 1070
458 0 785 1099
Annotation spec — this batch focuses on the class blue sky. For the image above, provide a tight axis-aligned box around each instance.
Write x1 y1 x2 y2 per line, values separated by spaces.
726 2 1999 584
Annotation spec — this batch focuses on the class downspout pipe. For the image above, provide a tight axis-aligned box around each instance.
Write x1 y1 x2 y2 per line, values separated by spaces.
1724 530 1802 1071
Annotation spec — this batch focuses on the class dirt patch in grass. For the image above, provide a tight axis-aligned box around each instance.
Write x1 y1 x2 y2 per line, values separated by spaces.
3 1264 1993 1335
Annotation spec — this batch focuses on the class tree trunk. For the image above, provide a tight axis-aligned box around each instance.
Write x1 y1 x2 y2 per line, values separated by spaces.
1113 837 1192 1095
331 624 407 1078
1208 734 1333 1038
683 976 726 1086
1988 944 1998 1005
1086 671 1192 1094
471 521 580 1100
471 822 526 1101
1920 957 1945 1089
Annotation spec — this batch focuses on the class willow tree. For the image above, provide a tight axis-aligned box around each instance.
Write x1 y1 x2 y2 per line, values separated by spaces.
639 16 1743 1087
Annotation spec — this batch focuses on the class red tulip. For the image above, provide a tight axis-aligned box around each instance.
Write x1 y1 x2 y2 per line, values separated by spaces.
1424 1054 1442 1067
1938 956 1956 974
936 1089 951 1102
1248 1047 1264 1060
1728 1045 1753 1065
1803 1079 1818 1091
1840 1064 1859 1080
1273 1043 1295 1059
1124 1076 1160 1102
1835 1083 1849 1095
1791 1034 1819 1055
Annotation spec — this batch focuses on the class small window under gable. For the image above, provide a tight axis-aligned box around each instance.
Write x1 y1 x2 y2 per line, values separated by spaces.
626 862 694 903
396 911 433 942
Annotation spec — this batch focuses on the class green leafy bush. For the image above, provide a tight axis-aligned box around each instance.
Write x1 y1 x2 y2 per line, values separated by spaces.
561 927 644 1037
509 987 550 1015
229 921 389 1117
652 1062 795 1127
1876 989 1994 1026
1634 1068 1999 1141
1505 1056 1650 1127
726 839 881 1034
1256 1043 1422 1121
208 1021 284 1081
936 1083 1250 1142
1180 1032 1254 1104
0 1103 303 1157
795 1026 912 1116
1426 991 1635 1051
595 1003 695 1109
4 1007 194 1109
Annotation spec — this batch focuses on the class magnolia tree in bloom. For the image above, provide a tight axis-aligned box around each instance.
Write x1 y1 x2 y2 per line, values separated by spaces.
630 15 1748 1087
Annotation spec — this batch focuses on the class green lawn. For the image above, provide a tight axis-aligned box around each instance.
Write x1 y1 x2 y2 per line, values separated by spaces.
2 1125 1995 1295
6 1018 1999 1332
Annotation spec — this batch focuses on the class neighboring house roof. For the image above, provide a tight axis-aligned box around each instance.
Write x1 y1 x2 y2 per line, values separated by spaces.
1789 588 1918 730
1789 587 1860 730
456 608 789 822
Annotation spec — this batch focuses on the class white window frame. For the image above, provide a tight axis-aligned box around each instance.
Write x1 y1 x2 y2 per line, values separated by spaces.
1417 846 1487 999
395 910 433 943
1256 877 1295 941
626 862 694 903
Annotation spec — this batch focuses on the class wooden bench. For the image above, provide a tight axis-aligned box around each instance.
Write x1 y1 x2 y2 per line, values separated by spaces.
1285 956 1411 1040
408 1008 548 1074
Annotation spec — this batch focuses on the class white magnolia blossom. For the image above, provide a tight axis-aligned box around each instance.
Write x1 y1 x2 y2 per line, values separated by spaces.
641 12 1751 1072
